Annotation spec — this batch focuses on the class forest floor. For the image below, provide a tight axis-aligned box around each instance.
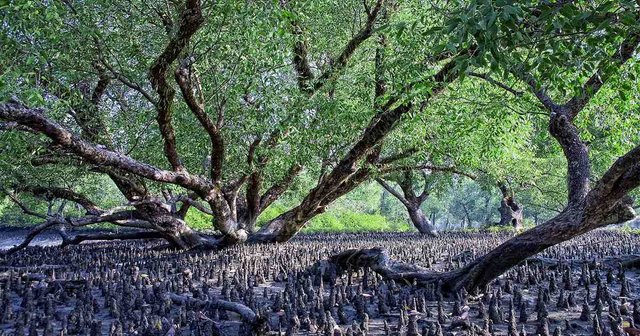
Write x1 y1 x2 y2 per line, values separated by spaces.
1 230 639 335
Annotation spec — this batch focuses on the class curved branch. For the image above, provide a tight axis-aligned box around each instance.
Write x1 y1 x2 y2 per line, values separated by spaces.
0 220 62 256
321 247 451 287
0 99 213 195
259 163 302 211
166 293 263 328
257 54 465 239
285 0 384 95
177 195 215 216
67 210 148 227
2 188 47 220
310 0 384 94
175 66 224 181
17 185 102 215
468 72 523 97
149 0 204 171
60 231 165 247
564 31 640 119
99 57 157 105
376 178 410 208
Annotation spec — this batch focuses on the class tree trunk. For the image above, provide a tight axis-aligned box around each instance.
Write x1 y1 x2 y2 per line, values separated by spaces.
498 197 523 229
498 183 523 230
407 207 437 236
323 199 636 294
322 32 640 293
377 171 438 235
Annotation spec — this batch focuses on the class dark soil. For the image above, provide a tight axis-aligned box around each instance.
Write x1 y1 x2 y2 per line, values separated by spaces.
1 230 639 335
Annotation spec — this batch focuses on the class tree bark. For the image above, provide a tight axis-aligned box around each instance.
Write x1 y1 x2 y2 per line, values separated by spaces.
407 207 438 236
377 171 438 236
323 30 640 293
497 183 523 230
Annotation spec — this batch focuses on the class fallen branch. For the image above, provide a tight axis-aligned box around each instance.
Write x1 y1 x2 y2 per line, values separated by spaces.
167 292 265 332
323 247 461 288
0 221 62 256
60 231 165 247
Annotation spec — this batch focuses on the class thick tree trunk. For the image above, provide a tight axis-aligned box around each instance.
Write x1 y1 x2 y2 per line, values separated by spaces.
450 198 636 292
498 197 523 229
323 200 636 294
323 32 640 293
377 171 438 235
407 207 438 236
497 183 523 230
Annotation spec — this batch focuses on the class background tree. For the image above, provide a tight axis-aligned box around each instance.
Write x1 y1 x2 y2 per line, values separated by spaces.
328 0 640 293
0 0 485 250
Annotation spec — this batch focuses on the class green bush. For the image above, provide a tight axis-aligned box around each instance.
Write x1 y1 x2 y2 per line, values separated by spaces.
303 212 413 233
485 225 515 233
185 208 213 230
256 204 289 227
255 203 414 233
620 224 640 235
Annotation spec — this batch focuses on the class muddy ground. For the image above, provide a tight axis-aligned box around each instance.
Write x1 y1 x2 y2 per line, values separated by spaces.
1 230 639 335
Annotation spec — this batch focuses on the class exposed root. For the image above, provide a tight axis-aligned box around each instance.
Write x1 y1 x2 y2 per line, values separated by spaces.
322 247 465 292
60 231 165 247
167 293 266 333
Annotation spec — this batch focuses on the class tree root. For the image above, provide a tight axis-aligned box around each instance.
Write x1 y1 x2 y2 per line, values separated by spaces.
323 247 464 291
59 231 165 247
167 293 266 333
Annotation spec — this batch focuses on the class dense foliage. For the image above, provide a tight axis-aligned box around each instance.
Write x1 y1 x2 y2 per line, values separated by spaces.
0 0 639 244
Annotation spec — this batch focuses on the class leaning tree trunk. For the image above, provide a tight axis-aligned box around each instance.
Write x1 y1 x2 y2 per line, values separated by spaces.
323 199 635 295
321 29 640 294
448 197 635 292
407 207 438 236
377 171 438 236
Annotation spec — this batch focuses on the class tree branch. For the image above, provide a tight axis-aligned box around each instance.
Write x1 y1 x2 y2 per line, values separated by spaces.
310 0 384 94
60 231 165 247
0 99 213 195
149 0 204 171
257 53 466 238
259 163 302 211
16 185 102 215
175 66 224 181
0 220 62 256
99 56 157 105
2 188 48 220
285 0 384 95
376 178 410 208
564 32 640 119
166 293 263 328
468 72 523 97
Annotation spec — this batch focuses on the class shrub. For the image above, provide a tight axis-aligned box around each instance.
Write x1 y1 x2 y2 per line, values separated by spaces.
185 208 213 230
303 212 413 233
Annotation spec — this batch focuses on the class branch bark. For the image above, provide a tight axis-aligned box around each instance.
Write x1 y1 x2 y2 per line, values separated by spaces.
16 185 102 215
286 0 384 95
255 50 468 241
0 99 213 195
149 0 204 171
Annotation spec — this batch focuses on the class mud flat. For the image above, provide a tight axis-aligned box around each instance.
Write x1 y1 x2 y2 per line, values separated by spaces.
1 231 639 335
